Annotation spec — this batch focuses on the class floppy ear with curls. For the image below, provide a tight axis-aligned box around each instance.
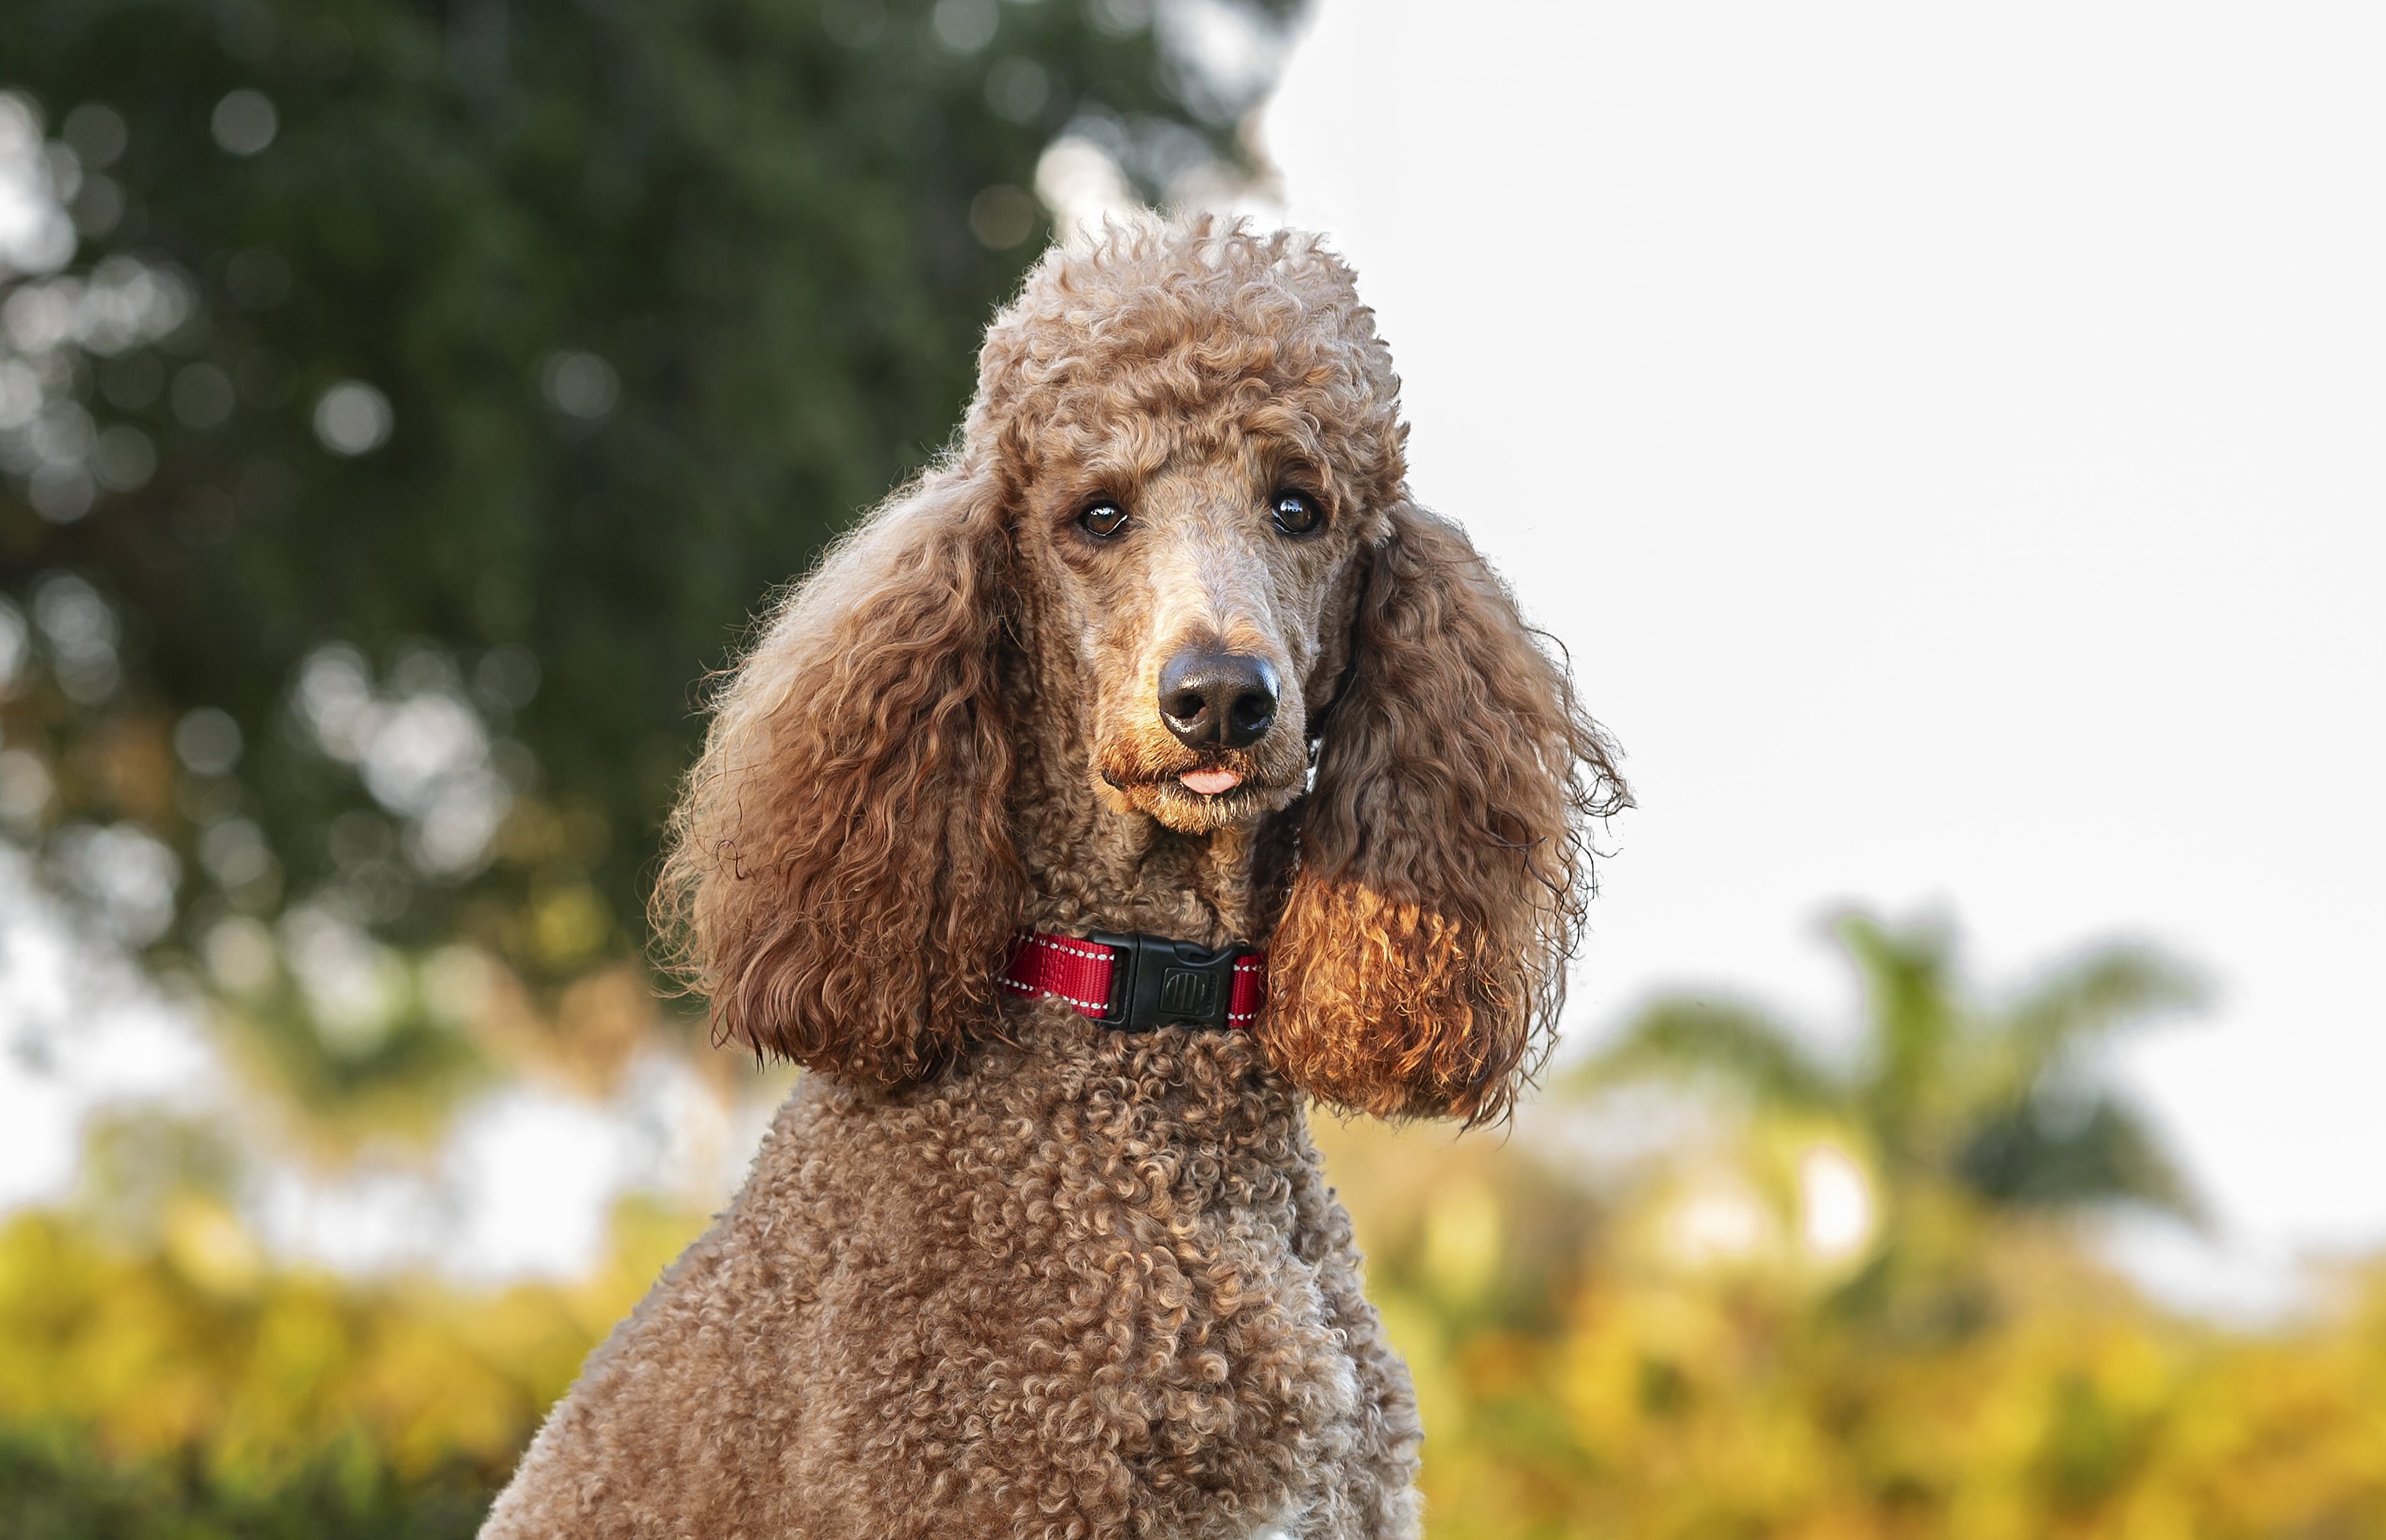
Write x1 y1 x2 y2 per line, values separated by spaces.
1260 501 1626 1124
655 464 1023 1084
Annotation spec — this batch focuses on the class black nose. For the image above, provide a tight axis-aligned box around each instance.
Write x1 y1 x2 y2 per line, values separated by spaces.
1158 645 1279 750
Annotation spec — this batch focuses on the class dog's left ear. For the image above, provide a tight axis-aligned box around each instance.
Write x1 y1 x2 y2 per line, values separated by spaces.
1260 500 1626 1124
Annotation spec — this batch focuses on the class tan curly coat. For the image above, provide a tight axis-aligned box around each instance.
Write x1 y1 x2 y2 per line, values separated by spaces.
480 218 1624 1539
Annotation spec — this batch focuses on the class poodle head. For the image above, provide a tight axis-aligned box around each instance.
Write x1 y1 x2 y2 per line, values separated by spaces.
970 218 1406 837
659 216 1625 1121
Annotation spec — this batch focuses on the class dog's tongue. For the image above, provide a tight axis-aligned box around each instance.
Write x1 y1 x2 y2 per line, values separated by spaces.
1179 768 1242 796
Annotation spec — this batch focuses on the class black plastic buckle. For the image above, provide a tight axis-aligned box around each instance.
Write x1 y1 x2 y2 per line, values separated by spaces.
1089 931 1250 1033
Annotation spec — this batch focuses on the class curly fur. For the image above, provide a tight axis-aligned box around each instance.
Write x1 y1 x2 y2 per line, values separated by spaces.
486 218 1624 1539
655 469 1024 1083
1264 500 1621 1126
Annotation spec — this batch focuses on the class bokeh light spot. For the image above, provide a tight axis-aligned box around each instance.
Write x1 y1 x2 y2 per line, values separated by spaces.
821 0 887 48
969 183 1038 249
933 0 1000 53
313 380 392 455
173 708 244 776
1797 1143 1875 1261
224 247 291 308
60 103 127 169
170 362 234 428
209 90 277 157
985 57 1051 123
538 351 618 420
91 423 155 489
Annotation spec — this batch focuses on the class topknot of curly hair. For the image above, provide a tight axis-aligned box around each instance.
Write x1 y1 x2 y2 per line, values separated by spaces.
969 213 1407 491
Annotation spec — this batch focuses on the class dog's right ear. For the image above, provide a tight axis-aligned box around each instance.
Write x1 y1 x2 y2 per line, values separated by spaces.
655 462 1022 1084
1261 500 1625 1125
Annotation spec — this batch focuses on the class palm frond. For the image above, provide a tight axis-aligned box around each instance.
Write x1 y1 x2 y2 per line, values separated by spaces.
1953 1095 2201 1222
1951 944 2203 1129
1568 998 1845 1112
2001 946 2204 1065
1836 912 1964 1148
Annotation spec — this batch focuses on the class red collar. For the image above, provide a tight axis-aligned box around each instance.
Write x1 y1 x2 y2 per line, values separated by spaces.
1002 930 1266 1033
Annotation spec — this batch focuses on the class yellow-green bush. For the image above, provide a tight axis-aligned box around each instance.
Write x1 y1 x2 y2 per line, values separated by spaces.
1315 1114 2386 1540
13 911 2386 1540
7 1130 2386 1536
0 1199 704 1534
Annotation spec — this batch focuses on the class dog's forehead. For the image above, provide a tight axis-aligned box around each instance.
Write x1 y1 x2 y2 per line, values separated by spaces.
1031 384 1386 493
972 221 1407 494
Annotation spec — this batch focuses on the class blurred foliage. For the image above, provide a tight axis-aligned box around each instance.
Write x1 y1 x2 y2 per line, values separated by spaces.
0 0 1297 1130
0 1196 706 1536
0 1429 492 1540
1302 917 2386 1539
1579 913 2208 1334
1583 913 2203 1222
6 915 2385 1536
1323 1114 2386 1539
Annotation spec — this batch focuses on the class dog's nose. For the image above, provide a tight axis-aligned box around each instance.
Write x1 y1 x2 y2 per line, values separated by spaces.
1158 645 1279 750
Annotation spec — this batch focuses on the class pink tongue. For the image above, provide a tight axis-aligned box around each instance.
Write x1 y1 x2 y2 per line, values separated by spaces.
1179 768 1243 796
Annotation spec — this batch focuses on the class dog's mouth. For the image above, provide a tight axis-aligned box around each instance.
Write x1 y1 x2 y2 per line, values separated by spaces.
1092 709 1310 829
1101 762 1272 797
1097 749 1284 813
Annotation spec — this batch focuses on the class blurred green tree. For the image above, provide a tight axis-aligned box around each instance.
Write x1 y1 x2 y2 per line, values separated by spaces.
0 0 1299 1114
1583 913 2203 1224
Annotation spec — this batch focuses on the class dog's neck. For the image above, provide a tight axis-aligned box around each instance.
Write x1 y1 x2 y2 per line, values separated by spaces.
1011 777 1295 951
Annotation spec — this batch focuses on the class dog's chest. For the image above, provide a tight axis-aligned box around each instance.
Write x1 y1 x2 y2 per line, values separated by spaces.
803 1051 1380 1534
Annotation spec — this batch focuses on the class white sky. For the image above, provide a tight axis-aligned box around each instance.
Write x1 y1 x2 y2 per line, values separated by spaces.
1260 0 2386 1307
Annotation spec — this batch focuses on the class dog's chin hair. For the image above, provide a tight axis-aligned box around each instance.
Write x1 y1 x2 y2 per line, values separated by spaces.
1109 780 1291 836
1148 799 1261 836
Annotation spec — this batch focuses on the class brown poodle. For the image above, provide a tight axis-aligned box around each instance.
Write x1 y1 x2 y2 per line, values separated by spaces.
480 216 1624 1539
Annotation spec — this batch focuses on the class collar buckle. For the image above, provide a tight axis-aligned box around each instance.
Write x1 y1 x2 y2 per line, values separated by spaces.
1090 930 1252 1033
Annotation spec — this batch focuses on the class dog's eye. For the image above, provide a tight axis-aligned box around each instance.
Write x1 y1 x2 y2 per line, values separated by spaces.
1269 491 1322 536
1077 501 1128 539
